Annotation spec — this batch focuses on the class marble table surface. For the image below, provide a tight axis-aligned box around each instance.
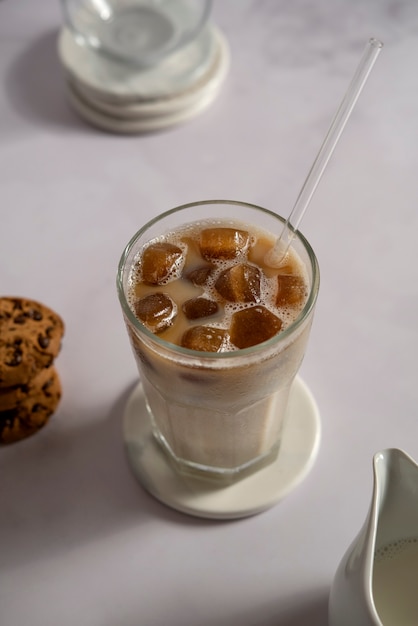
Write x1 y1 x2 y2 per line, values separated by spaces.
1 1 418 624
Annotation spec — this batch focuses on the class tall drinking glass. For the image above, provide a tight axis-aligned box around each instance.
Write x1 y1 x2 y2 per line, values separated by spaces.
117 200 319 480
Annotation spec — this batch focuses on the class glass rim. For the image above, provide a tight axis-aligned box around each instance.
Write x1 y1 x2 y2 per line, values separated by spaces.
117 199 320 360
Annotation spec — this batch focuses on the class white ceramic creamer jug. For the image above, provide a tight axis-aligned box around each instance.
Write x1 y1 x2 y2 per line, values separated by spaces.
329 448 418 626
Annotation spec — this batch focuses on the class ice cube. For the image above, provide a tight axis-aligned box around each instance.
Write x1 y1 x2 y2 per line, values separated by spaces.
199 228 250 260
181 325 227 352
141 242 183 285
186 265 214 286
182 297 219 320
134 293 177 333
230 306 283 348
276 275 306 307
215 264 261 302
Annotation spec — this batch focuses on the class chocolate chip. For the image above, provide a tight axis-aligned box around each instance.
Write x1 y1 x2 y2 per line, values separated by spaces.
42 379 53 396
32 404 43 413
0 408 17 427
7 349 22 367
13 314 26 324
28 308 43 321
38 335 50 349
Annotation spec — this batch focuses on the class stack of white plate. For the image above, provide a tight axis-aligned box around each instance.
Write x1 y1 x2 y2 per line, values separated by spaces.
57 23 230 133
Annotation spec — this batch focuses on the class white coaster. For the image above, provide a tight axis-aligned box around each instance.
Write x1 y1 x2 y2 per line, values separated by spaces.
123 376 321 520
67 35 229 121
62 24 229 133
58 24 224 104
66 77 224 133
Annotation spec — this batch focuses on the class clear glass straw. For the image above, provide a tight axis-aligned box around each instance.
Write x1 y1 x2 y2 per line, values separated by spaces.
267 37 383 266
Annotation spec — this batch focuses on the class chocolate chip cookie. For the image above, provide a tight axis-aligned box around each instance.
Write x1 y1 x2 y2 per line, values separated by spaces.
0 366 62 444
0 366 58 411
0 297 64 388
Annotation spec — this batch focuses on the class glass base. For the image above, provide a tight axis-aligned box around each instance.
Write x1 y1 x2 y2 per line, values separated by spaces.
95 6 176 61
152 426 281 484
123 376 321 519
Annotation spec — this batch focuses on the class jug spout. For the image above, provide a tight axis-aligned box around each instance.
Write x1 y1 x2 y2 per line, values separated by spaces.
372 448 418 548
329 448 418 626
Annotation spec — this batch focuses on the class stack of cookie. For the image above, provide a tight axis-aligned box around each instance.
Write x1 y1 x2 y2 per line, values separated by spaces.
0 297 64 444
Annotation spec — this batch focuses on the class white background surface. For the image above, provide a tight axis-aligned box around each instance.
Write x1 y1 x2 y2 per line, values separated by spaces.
1 1 418 625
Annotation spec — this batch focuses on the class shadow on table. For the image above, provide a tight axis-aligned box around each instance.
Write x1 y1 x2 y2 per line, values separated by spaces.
196 589 329 626
245 590 329 626
4 28 89 130
116 587 330 626
0 380 218 571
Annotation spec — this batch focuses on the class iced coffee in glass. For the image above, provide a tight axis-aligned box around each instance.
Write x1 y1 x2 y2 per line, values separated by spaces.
117 200 319 480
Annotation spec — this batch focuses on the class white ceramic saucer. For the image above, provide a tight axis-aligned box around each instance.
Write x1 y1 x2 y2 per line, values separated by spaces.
58 24 223 104
123 376 321 520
